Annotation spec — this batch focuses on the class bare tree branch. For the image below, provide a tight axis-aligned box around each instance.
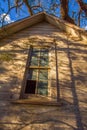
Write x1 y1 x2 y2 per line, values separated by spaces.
1 1 23 26
23 0 33 15
77 0 87 16
0 0 87 27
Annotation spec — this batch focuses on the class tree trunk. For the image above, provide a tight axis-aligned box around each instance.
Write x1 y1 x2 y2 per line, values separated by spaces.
60 0 75 24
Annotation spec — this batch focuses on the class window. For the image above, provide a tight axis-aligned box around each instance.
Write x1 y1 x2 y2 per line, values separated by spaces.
20 42 60 103
24 46 50 97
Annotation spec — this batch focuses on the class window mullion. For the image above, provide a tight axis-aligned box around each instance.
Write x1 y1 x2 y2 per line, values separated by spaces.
35 49 40 94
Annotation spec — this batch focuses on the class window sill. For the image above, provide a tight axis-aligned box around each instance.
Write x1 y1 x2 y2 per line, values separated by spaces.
11 96 61 106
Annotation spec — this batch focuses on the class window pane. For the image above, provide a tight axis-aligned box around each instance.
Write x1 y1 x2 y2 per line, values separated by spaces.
40 56 49 66
33 48 39 52
40 49 49 57
38 88 48 95
32 52 38 57
39 70 48 80
31 56 38 66
28 69 37 80
38 81 48 89
38 81 48 95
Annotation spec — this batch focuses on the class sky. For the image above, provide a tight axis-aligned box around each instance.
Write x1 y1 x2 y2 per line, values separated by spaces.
0 0 29 26
0 0 87 29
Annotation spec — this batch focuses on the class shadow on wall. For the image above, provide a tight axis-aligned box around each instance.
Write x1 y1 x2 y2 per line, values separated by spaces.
0 27 87 130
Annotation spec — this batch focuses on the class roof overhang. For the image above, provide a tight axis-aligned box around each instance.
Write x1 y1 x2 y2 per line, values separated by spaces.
0 12 87 41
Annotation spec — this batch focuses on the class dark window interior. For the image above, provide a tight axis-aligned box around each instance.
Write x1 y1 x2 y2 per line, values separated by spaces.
25 80 36 94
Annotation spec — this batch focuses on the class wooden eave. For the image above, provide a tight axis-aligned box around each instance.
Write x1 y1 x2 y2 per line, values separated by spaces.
0 12 87 41
0 12 45 39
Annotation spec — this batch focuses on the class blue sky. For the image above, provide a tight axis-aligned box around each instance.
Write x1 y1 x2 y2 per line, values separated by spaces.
0 1 29 22
0 0 87 29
